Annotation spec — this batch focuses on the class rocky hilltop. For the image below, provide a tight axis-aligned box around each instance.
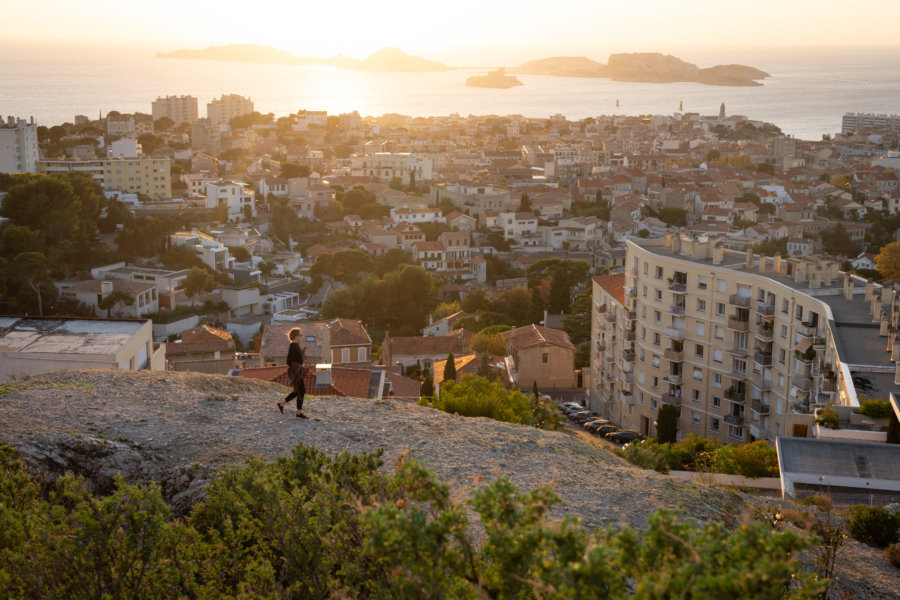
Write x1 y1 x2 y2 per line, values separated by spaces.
0 370 896 597
518 52 769 86
157 44 449 72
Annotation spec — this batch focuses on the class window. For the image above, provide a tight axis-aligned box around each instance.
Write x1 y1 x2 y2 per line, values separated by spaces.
712 396 721 408
641 305 647 318
713 373 722 386
696 299 706 312
655 266 663 280
653 310 661 323
651 399 658 410
711 418 720 431
695 343 704 357
651 376 658 388
778 373 785 388
779 348 786 364
542 353 549 363
358 347 367 362
713 349 724 363
691 411 701 425
692 390 700 403
653 333 661 346
717 280 727 293
639 349 646 361
651 355 660 368
715 303 725 317
639 370 645 383
341 348 350 362
782 299 790 314
695 322 705 336
692 367 703 381
655 289 663 302
795 305 803 320
643 262 648 275
780 324 788 338
728 425 744 440
642 285 647 297
698 275 707 290
714 326 724 340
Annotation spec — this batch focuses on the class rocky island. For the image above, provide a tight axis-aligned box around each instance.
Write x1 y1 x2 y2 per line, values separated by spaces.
465 68 523 89
518 52 769 86
157 44 450 72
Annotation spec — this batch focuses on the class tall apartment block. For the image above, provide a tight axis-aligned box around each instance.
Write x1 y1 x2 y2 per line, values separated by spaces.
37 157 172 201
207 94 254 126
590 232 899 445
151 95 199 125
0 116 39 173
841 113 900 134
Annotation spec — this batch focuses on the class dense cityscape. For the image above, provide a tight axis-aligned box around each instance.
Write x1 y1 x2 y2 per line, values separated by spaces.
2 89 900 596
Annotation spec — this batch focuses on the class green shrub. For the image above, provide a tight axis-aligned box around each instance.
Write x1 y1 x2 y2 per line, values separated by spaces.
0 441 826 599
846 505 900 548
885 543 900 568
815 405 841 429
426 374 561 429
858 398 892 419
734 440 780 478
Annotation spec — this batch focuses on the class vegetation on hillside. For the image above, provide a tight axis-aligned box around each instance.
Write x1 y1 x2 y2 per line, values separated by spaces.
0 442 827 598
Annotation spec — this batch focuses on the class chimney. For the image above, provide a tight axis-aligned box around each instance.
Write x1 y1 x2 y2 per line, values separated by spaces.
774 253 782 274
759 256 766 274
880 311 889 336
713 243 725 265
745 247 753 268
809 272 820 289
845 276 854 302
314 364 332 387
865 279 874 302
664 231 672 250
872 293 881 321
100 280 113 297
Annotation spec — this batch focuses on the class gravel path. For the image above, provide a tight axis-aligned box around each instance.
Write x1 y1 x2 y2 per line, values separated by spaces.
1 370 897 598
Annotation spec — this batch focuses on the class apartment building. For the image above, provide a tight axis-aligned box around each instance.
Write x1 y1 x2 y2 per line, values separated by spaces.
152 95 199 125
590 232 895 445
207 94 254 126
350 152 431 185
0 116 38 173
205 179 256 220
37 156 172 200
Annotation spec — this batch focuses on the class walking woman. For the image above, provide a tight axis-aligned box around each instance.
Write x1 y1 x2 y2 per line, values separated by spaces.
278 328 308 418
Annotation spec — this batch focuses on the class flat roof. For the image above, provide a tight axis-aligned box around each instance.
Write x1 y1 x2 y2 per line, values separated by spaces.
778 436 900 488
0 317 144 356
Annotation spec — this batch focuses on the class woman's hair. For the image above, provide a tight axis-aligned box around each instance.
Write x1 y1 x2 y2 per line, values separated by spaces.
288 328 301 341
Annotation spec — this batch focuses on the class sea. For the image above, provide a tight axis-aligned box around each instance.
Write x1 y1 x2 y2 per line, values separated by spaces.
2 45 900 141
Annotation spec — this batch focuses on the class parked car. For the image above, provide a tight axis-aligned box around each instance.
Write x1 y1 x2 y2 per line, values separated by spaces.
572 411 598 424
593 425 620 436
583 418 610 430
585 420 612 433
607 431 642 444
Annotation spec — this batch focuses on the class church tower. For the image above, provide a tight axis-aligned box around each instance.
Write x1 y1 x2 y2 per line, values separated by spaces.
719 102 726 119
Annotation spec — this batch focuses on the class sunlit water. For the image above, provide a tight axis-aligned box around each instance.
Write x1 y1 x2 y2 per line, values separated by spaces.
2 46 899 140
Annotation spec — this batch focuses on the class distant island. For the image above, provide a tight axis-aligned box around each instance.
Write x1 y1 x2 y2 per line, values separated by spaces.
517 53 769 86
157 45 768 86
466 68 523 89
157 45 450 72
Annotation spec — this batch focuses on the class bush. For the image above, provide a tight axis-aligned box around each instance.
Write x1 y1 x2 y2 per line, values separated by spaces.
846 505 900 548
0 442 827 599
427 374 532 426
616 435 780 478
885 543 900 568
733 440 779 478
858 398 892 419
815 405 841 429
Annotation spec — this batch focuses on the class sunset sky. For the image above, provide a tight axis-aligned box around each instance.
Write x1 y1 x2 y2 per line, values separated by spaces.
9 0 900 64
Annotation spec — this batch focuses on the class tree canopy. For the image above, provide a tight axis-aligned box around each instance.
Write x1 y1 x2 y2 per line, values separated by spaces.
876 241 900 281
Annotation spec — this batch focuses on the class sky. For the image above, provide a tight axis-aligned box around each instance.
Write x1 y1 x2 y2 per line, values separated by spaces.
7 0 900 65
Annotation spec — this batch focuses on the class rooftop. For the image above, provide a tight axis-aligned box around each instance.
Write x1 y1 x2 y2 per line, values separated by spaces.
0 316 145 356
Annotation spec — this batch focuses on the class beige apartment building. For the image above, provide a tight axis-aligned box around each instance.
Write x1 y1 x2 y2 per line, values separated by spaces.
207 94 254 126
37 157 172 200
152 95 199 125
590 232 895 445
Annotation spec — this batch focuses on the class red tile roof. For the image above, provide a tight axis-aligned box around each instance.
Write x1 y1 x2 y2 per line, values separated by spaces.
237 364 382 399
593 273 625 305
181 325 233 344
259 323 327 361
385 329 473 357
500 324 575 351
328 318 371 346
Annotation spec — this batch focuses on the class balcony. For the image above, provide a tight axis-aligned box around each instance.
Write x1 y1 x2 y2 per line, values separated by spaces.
728 345 749 357
661 393 683 406
725 387 746 403
753 351 773 367
751 400 771 415
755 327 774 341
620 371 634 384
670 303 686 316
597 343 606 353
794 378 812 393
729 294 751 308
624 330 636 342
798 321 818 337
664 327 685 340
664 349 684 362
730 369 749 381
727 316 750 331
663 374 683 385
596 304 607 314
605 313 617 323
756 302 775 317
724 414 745 426
622 350 635 363
668 281 687 293
626 310 636 321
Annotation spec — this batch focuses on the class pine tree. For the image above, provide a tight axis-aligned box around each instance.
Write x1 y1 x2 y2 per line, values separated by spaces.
443 353 457 383
657 403 679 444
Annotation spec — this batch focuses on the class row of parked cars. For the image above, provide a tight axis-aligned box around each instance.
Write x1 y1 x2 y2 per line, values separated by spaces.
559 402 644 445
